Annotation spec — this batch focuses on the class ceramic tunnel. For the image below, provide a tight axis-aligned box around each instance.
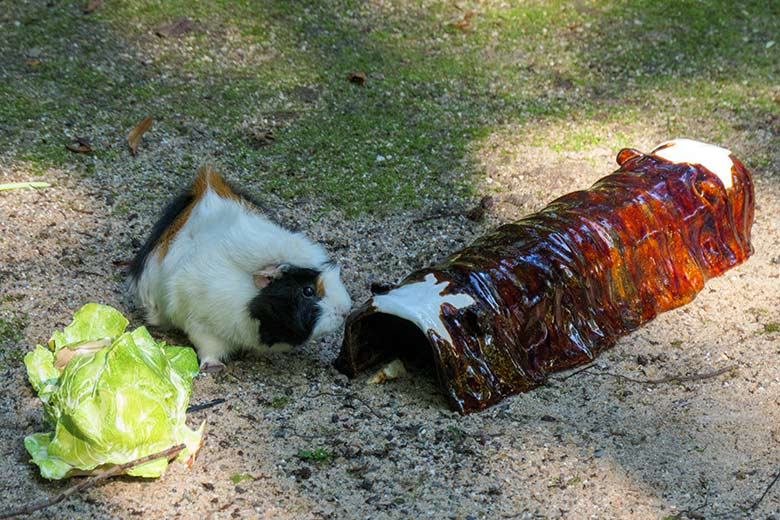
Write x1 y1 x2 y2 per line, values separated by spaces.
335 139 755 414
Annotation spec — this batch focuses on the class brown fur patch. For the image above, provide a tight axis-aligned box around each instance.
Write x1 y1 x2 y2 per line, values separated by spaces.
316 275 326 298
192 164 242 202
156 165 241 260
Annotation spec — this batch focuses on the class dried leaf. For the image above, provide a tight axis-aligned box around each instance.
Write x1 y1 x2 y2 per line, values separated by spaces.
54 338 112 370
25 59 41 66
0 182 50 191
368 359 407 384
128 116 153 155
65 140 92 154
82 0 101 14
448 12 474 30
347 71 366 86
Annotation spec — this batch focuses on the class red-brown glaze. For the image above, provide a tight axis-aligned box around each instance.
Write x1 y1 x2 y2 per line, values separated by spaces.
336 149 754 414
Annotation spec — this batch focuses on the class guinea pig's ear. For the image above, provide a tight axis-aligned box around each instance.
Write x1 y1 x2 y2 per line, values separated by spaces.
253 265 286 289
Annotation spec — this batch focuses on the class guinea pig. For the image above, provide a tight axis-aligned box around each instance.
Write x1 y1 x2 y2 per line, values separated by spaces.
127 165 352 372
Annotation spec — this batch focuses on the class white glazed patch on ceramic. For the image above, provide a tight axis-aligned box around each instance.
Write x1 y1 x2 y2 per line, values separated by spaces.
372 273 475 346
650 138 735 189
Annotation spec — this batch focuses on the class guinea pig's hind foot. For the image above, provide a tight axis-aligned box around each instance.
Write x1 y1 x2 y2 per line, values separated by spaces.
199 359 226 373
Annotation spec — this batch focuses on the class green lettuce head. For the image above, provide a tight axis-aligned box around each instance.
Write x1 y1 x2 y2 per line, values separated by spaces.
23 303 204 480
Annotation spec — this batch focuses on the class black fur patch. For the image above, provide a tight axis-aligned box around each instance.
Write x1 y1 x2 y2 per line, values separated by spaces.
248 267 322 346
129 192 193 280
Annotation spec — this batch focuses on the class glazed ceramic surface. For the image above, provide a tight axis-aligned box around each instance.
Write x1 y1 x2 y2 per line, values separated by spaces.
336 140 755 414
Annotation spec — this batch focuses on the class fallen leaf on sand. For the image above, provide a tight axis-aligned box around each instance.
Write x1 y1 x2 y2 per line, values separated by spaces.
128 116 153 155
368 359 407 384
347 71 367 86
82 0 101 14
66 136 92 154
448 12 475 30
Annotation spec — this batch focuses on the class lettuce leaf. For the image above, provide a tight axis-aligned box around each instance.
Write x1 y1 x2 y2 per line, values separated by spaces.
23 303 203 480
48 303 128 352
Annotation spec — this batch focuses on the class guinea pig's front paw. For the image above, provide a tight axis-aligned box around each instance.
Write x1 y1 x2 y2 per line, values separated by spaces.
199 360 227 373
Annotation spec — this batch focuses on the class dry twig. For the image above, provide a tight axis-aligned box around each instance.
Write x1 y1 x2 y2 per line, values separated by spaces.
0 444 185 519
602 365 738 385
562 364 738 386
554 362 597 381
750 470 780 512
306 390 385 420
186 398 226 413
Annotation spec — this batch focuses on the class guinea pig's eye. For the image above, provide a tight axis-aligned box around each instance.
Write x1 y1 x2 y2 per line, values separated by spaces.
302 286 316 298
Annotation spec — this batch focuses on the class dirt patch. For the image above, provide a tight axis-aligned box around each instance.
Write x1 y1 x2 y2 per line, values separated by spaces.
1 144 779 519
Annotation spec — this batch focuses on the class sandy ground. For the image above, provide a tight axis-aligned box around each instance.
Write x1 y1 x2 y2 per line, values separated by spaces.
0 137 778 520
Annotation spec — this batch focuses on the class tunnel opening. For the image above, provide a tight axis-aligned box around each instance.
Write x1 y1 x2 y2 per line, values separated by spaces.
347 312 438 378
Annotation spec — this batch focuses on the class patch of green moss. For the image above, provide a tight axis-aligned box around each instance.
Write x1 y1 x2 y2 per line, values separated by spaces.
0 313 27 346
763 322 780 334
0 311 28 369
0 0 777 215
269 396 291 409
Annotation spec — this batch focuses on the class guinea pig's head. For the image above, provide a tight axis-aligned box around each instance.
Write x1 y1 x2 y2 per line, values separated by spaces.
248 263 352 347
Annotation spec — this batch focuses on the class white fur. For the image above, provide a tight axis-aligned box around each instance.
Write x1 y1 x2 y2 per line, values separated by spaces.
129 186 352 368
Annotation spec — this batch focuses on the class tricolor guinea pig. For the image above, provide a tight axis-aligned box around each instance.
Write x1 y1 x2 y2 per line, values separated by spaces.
128 165 352 372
